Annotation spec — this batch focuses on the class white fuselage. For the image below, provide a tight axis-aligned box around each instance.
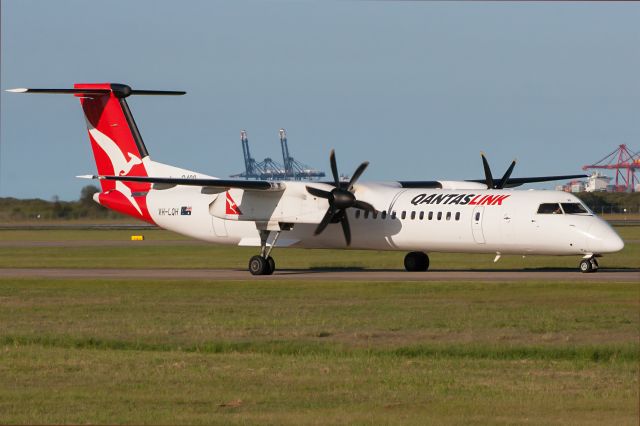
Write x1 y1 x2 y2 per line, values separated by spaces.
143 180 624 257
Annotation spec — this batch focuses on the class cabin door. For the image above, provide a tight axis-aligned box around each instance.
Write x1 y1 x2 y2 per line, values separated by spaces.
471 206 485 244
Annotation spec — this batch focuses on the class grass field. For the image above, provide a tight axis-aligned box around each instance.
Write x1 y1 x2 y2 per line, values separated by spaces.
0 227 638 424
0 224 639 271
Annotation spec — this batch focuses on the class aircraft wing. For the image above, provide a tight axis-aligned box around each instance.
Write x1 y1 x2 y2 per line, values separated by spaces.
80 175 286 192
464 174 588 188
324 180 444 189
349 174 588 190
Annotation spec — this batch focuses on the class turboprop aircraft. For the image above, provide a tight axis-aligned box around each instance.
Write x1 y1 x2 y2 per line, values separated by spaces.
8 83 625 275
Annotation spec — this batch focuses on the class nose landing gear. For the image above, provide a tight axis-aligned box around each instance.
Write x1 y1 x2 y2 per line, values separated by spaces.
249 230 280 276
579 256 599 273
404 252 429 272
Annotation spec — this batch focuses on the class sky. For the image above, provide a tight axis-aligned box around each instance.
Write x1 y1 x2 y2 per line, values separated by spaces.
1 0 639 200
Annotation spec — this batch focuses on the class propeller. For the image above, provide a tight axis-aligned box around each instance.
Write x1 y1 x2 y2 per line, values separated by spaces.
306 150 376 246
480 152 517 189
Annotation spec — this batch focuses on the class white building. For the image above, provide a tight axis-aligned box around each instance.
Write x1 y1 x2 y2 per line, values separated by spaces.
585 172 611 192
571 181 585 193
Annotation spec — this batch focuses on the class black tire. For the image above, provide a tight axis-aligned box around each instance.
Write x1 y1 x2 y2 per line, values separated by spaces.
249 255 268 275
579 259 593 273
422 253 430 271
404 252 429 272
266 256 275 275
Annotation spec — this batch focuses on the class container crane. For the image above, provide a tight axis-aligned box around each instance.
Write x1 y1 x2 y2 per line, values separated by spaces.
231 130 286 180
278 129 325 180
231 129 325 180
239 130 256 178
582 144 639 192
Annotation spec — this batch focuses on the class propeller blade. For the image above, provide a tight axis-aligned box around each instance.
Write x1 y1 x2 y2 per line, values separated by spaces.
340 214 351 246
481 152 494 189
306 186 331 199
314 208 335 236
496 159 517 189
329 150 340 187
347 161 369 191
353 200 377 213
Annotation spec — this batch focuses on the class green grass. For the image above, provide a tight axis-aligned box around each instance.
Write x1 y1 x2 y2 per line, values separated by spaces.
2 279 638 347
2 346 637 425
0 228 185 241
0 229 638 424
0 278 638 424
0 226 638 270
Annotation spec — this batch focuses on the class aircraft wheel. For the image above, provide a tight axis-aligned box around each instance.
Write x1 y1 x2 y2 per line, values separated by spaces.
579 258 594 273
249 255 269 275
404 252 429 272
266 256 276 275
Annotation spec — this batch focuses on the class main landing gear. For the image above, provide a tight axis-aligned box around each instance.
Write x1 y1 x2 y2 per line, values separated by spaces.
249 230 281 276
404 251 429 272
579 256 599 273
249 255 275 275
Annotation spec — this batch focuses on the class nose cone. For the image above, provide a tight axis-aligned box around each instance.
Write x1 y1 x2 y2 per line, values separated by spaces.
587 220 625 253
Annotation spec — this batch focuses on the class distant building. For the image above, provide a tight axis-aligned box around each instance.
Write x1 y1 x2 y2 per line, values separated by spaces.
585 172 611 192
570 181 585 193
557 172 616 193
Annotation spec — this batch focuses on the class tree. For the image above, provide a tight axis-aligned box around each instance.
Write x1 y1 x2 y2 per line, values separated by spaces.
51 195 71 218
80 185 100 205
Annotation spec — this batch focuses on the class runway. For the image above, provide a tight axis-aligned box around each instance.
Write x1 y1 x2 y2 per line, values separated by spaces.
2 267 638 282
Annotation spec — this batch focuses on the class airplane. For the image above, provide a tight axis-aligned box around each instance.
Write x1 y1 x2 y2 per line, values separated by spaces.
8 83 625 275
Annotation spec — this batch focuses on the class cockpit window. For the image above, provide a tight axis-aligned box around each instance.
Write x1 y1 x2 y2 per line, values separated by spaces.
561 203 590 215
537 203 562 214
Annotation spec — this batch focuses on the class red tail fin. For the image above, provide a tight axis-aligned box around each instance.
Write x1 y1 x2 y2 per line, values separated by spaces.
75 83 155 222
76 83 149 184
7 83 185 223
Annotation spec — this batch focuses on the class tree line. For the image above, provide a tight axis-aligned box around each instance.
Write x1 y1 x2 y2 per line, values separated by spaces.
0 185 121 221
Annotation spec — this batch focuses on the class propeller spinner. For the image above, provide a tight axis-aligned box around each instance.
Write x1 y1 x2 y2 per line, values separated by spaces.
306 150 376 246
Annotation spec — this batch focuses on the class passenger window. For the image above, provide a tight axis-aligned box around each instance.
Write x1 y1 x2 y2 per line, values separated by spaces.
475 212 480 221
437 212 442 221
537 203 562 214
391 211 397 219
419 211 424 220
364 211 369 219
401 211 406 220
446 212 451 221
411 211 416 220
381 211 387 219
561 203 590 215
355 210 361 219
428 212 433 221
455 212 460 221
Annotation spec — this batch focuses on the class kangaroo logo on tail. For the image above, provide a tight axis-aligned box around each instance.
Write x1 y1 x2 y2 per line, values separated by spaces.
88 124 144 215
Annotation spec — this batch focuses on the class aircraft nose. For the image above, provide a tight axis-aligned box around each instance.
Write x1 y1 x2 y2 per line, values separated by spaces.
587 220 625 253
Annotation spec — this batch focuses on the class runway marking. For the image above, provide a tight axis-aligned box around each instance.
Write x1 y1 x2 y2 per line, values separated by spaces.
1 268 638 282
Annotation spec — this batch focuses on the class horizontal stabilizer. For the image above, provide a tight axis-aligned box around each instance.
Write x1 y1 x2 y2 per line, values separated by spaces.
7 88 110 95
6 84 185 98
84 175 286 192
